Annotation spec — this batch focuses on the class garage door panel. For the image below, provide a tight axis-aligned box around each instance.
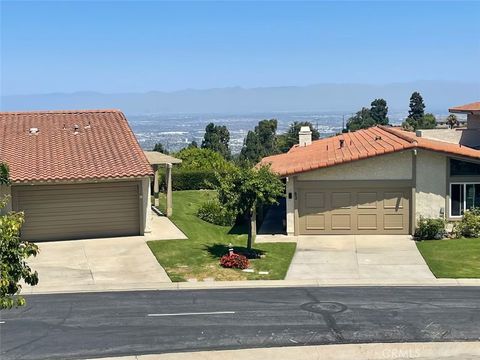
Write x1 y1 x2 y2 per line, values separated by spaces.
13 182 141 241
357 214 377 230
331 214 351 230
305 192 326 209
357 192 377 209
299 183 410 235
306 214 326 230
331 192 351 209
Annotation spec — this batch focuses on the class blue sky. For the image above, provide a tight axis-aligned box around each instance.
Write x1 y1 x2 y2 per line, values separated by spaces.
1 1 479 95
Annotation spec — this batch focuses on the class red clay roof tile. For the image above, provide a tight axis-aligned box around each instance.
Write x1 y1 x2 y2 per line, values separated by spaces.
0 109 153 183
259 126 480 177
449 101 480 113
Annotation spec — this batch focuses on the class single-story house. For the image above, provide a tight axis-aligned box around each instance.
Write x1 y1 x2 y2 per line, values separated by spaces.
0 109 155 241
259 102 480 236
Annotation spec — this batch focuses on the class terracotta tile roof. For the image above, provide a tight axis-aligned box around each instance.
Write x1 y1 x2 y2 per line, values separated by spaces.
259 126 480 177
0 109 154 183
449 101 480 114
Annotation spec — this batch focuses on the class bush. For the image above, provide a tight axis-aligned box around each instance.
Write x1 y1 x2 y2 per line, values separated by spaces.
220 253 249 269
415 217 446 240
197 199 236 226
453 208 480 238
159 169 217 190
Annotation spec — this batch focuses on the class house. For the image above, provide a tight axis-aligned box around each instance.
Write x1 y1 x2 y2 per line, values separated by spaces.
0 109 154 241
259 103 480 236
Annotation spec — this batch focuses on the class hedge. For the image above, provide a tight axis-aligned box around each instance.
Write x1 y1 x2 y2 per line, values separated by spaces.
159 169 217 191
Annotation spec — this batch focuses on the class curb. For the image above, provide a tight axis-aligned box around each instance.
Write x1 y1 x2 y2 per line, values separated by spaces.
22 278 480 295
87 341 480 360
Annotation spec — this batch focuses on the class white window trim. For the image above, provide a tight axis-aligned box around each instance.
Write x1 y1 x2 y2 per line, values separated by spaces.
449 182 480 218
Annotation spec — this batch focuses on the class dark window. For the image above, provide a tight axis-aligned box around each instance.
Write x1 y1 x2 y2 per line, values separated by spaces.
451 184 463 216
450 159 480 176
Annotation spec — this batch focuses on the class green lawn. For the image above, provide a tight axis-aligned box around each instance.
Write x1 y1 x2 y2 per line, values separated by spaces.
416 238 480 278
148 190 296 282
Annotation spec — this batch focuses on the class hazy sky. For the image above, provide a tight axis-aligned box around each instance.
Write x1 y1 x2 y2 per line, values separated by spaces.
1 1 479 96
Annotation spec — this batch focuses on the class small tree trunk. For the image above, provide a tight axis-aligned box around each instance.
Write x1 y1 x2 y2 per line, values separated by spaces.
247 208 257 250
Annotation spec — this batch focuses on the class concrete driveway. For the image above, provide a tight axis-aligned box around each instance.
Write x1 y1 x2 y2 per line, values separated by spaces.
286 235 435 281
21 215 185 294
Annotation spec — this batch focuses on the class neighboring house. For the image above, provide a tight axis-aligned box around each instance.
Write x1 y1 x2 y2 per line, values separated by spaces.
0 109 154 241
260 102 480 236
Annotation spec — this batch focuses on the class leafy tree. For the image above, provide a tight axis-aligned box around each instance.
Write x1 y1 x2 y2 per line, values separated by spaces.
216 165 284 249
346 98 390 131
446 114 459 129
240 119 278 164
369 98 389 125
0 163 39 309
408 91 426 121
153 142 169 154
175 147 233 172
419 113 437 129
277 121 320 153
346 107 376 131
201 123 231 159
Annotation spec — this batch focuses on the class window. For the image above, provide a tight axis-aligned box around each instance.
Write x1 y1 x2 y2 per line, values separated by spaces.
450 183 480 217
450 159 480 176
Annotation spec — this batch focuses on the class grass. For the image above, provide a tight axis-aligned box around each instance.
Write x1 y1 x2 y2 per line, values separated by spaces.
147 190 296 282
416 238 480 278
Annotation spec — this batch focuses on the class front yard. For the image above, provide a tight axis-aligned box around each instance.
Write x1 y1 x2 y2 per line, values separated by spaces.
416 238 480 278
148 190 296 282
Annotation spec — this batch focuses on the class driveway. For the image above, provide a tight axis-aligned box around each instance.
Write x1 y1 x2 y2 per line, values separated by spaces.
286 235 435 281
21 215 185 294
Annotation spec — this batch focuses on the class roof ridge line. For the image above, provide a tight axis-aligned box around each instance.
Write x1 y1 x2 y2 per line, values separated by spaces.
378 125 417 145
0 109 121 115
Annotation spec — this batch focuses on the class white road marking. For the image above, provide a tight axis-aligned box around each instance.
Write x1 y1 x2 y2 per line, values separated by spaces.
147 311 235 317
0 321 5 324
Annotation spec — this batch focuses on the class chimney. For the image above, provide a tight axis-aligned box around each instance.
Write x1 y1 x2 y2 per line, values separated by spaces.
299 126 312 147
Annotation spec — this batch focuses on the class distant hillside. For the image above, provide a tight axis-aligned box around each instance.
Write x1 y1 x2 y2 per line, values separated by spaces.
2 81 479 114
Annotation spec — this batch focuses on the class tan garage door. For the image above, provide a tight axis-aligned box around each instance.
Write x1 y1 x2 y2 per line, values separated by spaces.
12 182 141 241
298 183 410 235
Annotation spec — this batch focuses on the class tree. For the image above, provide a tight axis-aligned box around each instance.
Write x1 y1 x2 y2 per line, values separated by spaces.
446 114 459 129
369 98 389 125
0 163 39 309
187 140 198 149
346 98 390 131
201 123 231 159
277 121 320 153
175 147 232 172
216 165 284 249
153 142 169 154
346 107 375 131
240 119 278 164
419 113 437 129
408 91 426 121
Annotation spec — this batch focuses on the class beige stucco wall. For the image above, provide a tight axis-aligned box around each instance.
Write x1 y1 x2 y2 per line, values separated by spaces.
415 150 447 219
296 150 413 181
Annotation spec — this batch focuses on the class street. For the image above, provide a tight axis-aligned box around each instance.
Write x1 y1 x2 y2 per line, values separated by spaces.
1 287 479 360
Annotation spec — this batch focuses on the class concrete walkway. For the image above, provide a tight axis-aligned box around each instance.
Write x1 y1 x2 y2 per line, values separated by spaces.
92 342 480 360
22 215 186 294
286 235 435 281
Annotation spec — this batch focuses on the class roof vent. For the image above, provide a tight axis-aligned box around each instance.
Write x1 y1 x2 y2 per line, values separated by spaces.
73 124 80 135
28 127 39 135
339 139 345 148
374 135 382 141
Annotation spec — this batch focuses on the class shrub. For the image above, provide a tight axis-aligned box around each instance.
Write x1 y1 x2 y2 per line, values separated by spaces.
197 199 236 226
453 208 480 238
220 253 249 269
159 169 217 190
415 217 446 240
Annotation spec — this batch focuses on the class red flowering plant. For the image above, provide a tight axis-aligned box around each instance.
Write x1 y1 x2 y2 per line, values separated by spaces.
220 253 249 270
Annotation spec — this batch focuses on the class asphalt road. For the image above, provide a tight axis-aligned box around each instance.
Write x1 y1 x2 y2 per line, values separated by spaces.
1 287 480 360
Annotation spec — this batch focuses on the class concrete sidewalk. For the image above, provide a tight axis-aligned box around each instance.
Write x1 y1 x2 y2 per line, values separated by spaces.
91 342 480 360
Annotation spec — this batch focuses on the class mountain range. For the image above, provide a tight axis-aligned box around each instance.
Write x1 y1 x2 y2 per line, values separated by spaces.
2 81 479 114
